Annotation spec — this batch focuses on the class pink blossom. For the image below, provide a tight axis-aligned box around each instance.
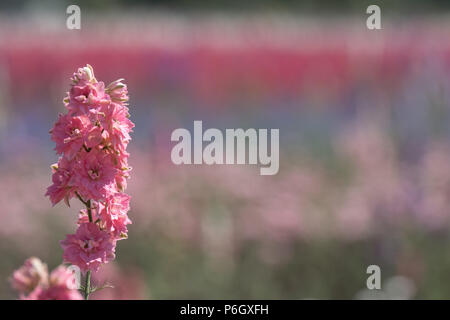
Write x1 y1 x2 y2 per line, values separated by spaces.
72 149 119 201
106 78 129 104
45 156 75 206
37 266 83 300
11 259 82 300
50 114 92 159
49 265 78 288
85 126 105 149
68 81 108 116
21 286 45 300
38 285 83 300
66 65 109 116
77 195 131 240
9 257 48 294
99 193 132 240
60 222 116 273
116 164 131 192
71 65 96 84
99 102 134 155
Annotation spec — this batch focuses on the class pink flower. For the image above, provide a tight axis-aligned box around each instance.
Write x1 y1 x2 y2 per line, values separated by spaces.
85 126 106 149
72 149 119 201
60 222 116 273
38 285 83 300
71 65 96 84
68 81 108 116
116 163 131 192
106 78 129 104
37 266 83 300
99 193 132 240
21 286 45 300
10 257 48 295
77 195 131 240
45 156 75 206
66 65 109 116
99 102 134 156
49 265 78 289
10 259 82 300
50 114 92 159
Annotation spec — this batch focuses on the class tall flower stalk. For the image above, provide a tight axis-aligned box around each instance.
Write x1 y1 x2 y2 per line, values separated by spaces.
43 65 134 299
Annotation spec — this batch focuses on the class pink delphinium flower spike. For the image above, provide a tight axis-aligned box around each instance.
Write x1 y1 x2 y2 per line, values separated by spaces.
43 64 134 299
12 65 132 299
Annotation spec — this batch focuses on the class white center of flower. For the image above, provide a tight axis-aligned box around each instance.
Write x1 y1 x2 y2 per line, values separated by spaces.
71 128 81 136
88 169 100 180
79 239 99 250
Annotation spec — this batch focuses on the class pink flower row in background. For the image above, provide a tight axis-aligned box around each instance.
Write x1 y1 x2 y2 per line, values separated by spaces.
1 16 450 111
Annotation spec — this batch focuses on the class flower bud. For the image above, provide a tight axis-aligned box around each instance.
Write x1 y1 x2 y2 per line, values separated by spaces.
71 64 96 84
106 79 129 104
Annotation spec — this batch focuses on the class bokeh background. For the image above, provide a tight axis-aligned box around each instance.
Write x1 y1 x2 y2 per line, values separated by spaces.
1 0 450 299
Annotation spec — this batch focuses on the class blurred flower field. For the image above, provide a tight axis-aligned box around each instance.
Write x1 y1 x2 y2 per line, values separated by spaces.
1 12 450 299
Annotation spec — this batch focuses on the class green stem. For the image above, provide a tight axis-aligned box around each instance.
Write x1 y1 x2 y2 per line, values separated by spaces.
84 270 91 300
84 199 93 300
75 192 88 207
87 199 93 223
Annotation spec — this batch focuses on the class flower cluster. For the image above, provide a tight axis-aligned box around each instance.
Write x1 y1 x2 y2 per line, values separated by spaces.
10 257 82 300
46 65 134 273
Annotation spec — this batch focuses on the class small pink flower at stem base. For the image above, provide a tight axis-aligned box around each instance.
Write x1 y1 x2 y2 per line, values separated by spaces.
37 266 83 300
37 285 83 300
9 257 48 295
11 259 82 300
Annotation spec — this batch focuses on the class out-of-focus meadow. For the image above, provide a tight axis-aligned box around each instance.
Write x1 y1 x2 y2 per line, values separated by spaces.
2 1 450 299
